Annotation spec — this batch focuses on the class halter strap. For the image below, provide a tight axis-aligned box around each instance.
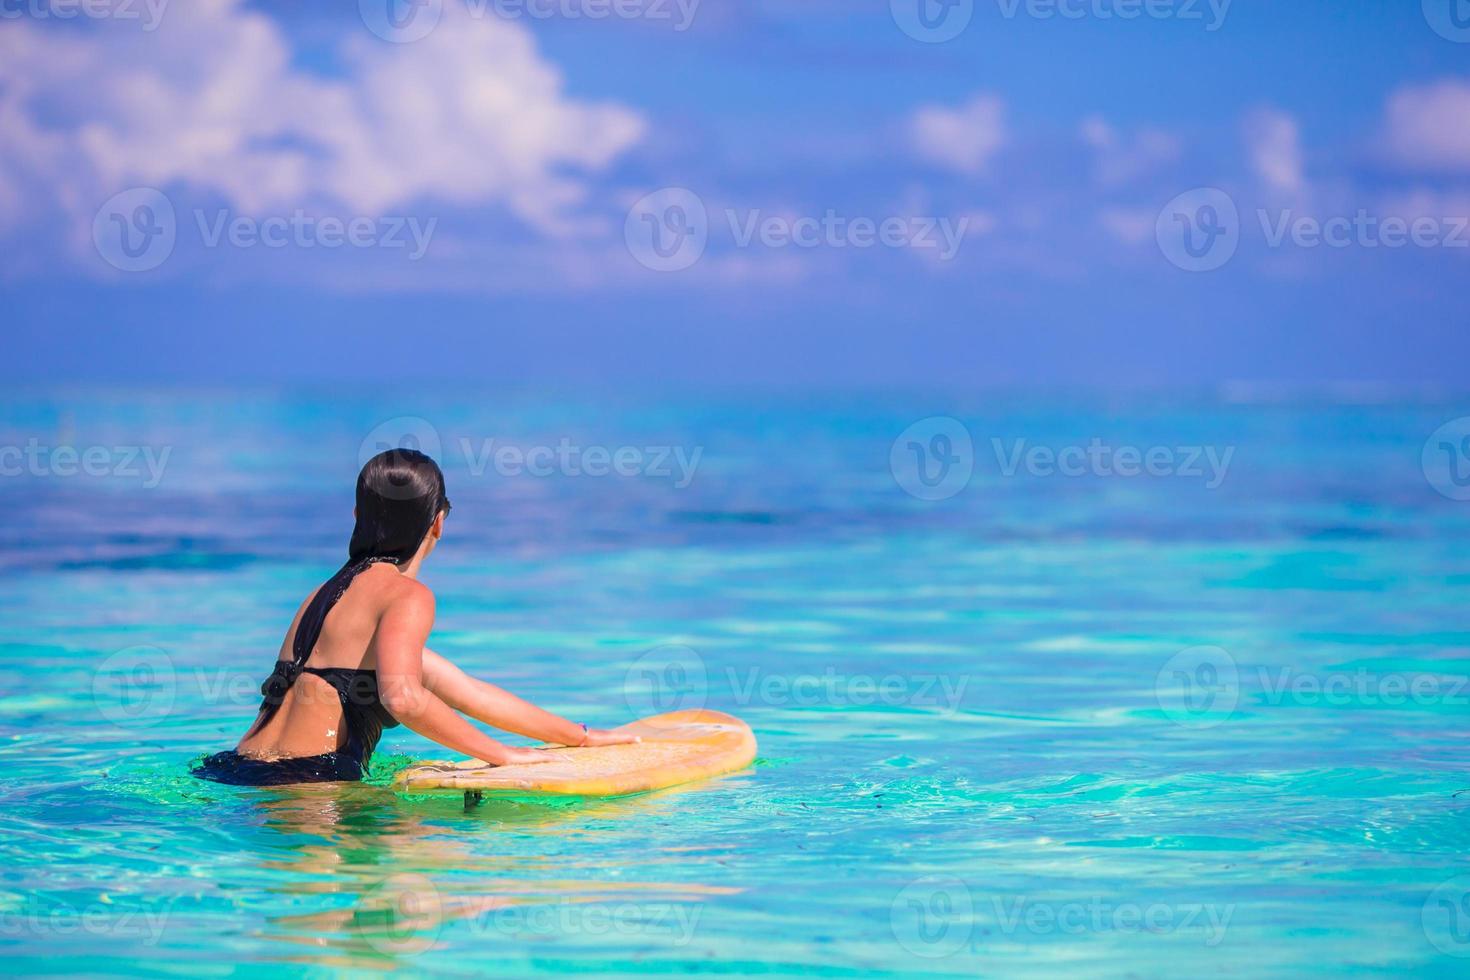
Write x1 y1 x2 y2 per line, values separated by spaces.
250 556 400 730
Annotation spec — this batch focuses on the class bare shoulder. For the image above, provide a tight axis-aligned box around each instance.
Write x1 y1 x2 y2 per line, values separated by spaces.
383 576 435 619
374 576 435 654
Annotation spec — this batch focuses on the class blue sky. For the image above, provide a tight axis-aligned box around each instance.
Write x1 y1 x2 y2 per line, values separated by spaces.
3 0 1469 387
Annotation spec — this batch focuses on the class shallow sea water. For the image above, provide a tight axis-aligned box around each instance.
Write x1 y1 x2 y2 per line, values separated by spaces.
1 388 1468 976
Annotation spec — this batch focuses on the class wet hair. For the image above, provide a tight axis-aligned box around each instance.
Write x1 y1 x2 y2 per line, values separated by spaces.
348 448 451 564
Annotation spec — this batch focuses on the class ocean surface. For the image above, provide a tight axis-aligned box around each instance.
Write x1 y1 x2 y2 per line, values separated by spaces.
1 387 1468 976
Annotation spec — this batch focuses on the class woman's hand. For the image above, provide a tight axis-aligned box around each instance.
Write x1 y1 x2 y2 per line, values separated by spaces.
579 728 641 748
494 747 558 766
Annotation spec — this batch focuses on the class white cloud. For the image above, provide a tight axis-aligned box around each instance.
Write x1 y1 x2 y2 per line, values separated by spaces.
0 0 644 239
1080 115 1180 188
910 94 1007 176
1382 79 1470 173
1243 108 1304 193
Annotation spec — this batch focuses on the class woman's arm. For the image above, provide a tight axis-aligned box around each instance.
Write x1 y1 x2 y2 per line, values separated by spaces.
375 585 552 767
421 647 639 747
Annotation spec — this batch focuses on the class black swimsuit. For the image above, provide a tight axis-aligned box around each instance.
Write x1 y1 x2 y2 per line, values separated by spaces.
193 556 402 786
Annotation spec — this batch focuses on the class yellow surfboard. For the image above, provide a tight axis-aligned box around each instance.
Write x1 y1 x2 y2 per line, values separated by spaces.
393 708 757 800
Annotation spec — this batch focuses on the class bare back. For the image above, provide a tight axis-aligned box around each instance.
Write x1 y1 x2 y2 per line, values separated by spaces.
237 563 422 760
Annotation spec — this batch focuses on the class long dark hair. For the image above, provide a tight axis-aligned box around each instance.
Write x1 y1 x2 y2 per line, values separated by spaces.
251 448 451 723
349 448 451 564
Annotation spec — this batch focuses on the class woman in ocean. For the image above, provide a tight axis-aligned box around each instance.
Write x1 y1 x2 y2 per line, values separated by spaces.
194 448 636 786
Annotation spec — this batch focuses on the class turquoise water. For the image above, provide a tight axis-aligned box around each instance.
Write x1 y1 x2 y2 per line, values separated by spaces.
2 388 1469 976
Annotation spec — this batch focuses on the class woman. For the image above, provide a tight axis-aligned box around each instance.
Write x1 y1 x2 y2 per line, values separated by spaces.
194 448 636 786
